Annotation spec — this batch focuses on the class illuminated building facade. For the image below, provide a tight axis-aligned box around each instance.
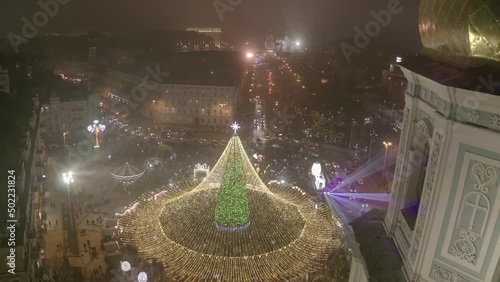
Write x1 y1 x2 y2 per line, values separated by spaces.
106 52 244 128
382 1 500 281
0 97 46 282
276 34 303 54
149 82 239 127
265 31 276 56
42 90 100 135
186 27 222 48
382 61 407 110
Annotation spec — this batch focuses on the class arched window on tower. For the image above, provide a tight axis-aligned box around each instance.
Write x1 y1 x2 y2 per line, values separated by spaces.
416 143 430 202
401 138 430 231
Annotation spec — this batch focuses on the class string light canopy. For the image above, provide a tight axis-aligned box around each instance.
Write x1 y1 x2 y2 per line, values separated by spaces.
110 162 145 185
118 126 344 281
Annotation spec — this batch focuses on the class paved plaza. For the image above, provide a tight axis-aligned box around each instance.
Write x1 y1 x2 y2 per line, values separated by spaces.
40 129 228 281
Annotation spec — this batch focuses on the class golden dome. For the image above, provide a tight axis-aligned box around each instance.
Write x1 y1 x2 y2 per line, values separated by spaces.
419 0 500 63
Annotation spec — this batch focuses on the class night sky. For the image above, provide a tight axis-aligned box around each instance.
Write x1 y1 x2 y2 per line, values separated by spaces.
0 0 421 51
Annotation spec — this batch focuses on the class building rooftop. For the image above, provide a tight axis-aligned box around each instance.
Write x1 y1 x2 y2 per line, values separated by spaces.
400 54 500 96
111 51 244 87
349 209 404 282
50 83 96 102
163 68 241 87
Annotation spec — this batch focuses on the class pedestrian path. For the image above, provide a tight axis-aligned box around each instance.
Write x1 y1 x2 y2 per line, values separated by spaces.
40 157 74 281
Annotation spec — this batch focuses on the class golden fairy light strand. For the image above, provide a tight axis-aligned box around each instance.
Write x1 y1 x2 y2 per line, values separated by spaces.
118 136 344 281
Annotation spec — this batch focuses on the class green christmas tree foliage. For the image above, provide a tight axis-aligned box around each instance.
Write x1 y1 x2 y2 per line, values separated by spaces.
215 137 250 227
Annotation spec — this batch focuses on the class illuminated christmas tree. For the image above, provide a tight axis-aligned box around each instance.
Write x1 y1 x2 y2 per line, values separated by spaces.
118 122 344 281
215 132 250 229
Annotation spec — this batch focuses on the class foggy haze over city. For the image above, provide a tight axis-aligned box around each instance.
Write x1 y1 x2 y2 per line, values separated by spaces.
0 0 421 50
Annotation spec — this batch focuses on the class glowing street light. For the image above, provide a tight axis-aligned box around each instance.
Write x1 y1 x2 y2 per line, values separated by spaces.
383 141 392 172
62 171 74 184
152 100 157 120
63 171 75 231
63 132 69 162
87 120 106 148
295 41 301 46
246 52 254 59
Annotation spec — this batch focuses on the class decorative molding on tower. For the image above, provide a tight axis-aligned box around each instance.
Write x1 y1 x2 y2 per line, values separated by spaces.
387 108 411 224
405 82 500 132
409 132 443 263
431 263 471 282
449 161 496 266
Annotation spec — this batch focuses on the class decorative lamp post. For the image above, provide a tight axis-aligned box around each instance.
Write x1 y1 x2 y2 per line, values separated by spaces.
62 172 74 230
349 119 356 150
87 120 106 148
383 141 392 171
152 100 156 121
63 132 68 162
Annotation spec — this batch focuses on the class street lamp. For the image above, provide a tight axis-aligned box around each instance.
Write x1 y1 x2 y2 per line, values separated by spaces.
62 172 74 231
87 120 106 148
383 141 392 171
152 100 156 120
349 119 356 150
63 132 68 162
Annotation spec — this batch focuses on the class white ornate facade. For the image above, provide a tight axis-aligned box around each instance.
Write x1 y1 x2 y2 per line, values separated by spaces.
42 92 100 135
383 65 500 282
